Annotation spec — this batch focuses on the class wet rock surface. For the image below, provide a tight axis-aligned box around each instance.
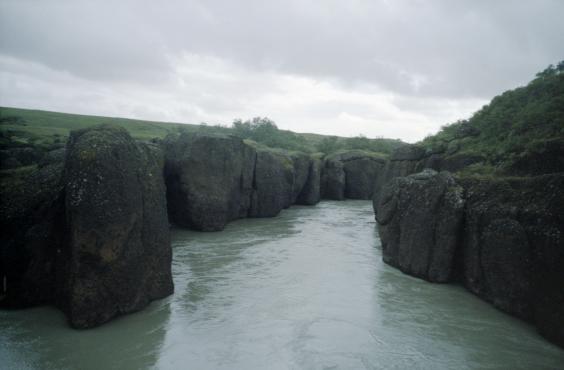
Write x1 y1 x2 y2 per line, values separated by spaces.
164 133 256 231
374 169 464 282
374 170 564 348
321 150 385 200
249 149 295 217
460 174 564 348
1 125 174 329
64 125 173 328
296 156 322 205
0 162 65 307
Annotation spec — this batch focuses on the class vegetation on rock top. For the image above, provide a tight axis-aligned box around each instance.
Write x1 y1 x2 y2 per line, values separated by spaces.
420 61 564 176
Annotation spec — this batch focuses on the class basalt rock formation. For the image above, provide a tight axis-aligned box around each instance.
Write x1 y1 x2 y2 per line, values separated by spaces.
64 125 173 328
374 170 564 348
1 125 174 329
372 144 486 201
374 170 464 282
249 148 295 217
459 174 564 347
0 161 65 307
296 156 322 205
164 133 255 231
321 150 386 200
163 133 323 227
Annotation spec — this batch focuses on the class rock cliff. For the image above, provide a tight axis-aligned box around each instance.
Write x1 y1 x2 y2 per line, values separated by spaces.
321 150 386 200
1 125 174 328
164 133 255 231
374 170 564 348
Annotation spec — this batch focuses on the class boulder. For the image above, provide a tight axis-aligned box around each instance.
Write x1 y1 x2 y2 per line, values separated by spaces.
164 133 256 231
64 125 173 328
374 170 465 282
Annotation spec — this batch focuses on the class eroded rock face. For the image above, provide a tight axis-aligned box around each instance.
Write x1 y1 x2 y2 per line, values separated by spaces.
321 150 385 200
374 170 465 282
0 162 65 307
249 149 295 217
296 156 322 205
372 145 428 202
164 133 256 231
374 169 564 349
163 133 322 225
321 157 345 200
460 175 564 347
344 157 385 199
290 152 311 204
64 125 173 328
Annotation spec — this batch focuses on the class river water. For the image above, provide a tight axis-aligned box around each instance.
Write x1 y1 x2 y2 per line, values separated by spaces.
1 201 563 369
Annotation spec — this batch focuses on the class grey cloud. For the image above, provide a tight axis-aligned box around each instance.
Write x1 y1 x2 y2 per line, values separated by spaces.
1 0 563 98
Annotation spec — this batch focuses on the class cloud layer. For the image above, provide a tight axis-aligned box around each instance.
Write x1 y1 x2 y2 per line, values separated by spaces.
1 0 563 142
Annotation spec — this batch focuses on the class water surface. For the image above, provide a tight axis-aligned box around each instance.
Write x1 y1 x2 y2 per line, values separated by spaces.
1 201 563 369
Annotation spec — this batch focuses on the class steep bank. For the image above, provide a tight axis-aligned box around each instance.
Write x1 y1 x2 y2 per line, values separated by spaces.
374 170 564 348
1 125 173 328
163 133 322 229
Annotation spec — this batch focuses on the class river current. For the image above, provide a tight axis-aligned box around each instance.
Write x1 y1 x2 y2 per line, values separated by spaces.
1 201 563 369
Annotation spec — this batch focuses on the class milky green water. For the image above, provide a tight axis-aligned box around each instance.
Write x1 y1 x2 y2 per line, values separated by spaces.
1 201 563 370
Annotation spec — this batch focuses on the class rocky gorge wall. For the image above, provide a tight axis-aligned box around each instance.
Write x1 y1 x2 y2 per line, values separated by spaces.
1 126 385 328
1 125 174 328
321 150 386 200
374 169 564 348
1 123 562 351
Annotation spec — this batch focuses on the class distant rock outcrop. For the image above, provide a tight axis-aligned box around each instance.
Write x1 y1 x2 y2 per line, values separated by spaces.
321 150 385 200
163 134 322 225
296 156 322 205
249 149 295 217
164 133 256 231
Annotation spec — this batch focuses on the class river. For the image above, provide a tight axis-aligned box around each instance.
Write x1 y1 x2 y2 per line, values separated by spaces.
1 201 563 369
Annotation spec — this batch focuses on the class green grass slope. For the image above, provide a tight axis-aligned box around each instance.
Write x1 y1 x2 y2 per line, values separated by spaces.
420 62 564 175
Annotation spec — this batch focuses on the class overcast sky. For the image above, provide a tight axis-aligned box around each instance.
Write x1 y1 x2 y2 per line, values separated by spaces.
1 0 563 142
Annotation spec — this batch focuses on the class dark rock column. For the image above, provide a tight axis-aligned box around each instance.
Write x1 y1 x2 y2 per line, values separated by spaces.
0 162 65 307
249 149 295 217
343 157 385 199
164 133 256 231
290 152 311 204
64 125 173 328
374 169 465 282
460 175 564 347
296 156 322 205
321 157 345 200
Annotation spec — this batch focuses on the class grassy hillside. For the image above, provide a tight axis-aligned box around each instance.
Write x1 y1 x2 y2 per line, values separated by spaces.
0 107 404 155
420 62 564 175
0 107 195 149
